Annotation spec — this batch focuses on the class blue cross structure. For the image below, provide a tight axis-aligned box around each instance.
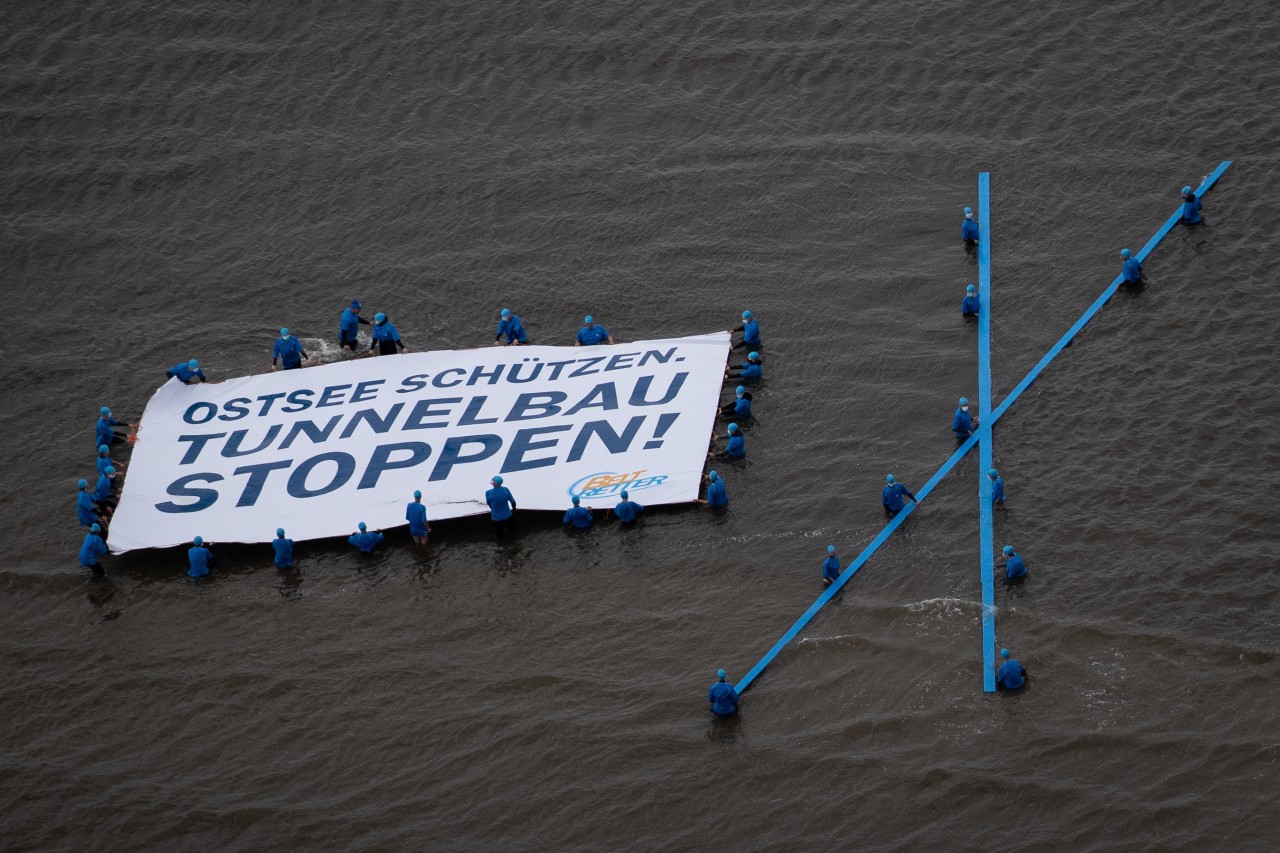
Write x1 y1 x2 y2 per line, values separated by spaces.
727 161 1232 696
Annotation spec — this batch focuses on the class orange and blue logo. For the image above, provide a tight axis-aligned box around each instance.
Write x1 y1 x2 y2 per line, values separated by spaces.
569 470 669 499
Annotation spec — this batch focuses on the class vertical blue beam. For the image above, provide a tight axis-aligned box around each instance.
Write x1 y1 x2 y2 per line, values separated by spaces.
976 174 996 692
729 161 1231 695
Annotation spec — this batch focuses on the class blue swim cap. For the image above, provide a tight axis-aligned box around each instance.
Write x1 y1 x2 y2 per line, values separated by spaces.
1182 185 1192 194
1003 545 1014 556
358 522 367 531
959 397 969 406
988 468 998 477
966 284 975 293
964 206 973 214
374 312 386 323
280 327 289 337
194 536 203 546
827 544 836 553
413 490 422 499
188 359 199 369
276 528 285 538
620 490 629 499
1120 248 1131 259
99 406 111 416
728 423 738 432
742 310 752 320
736 385 745 395
78 479 87 489
748 351 760 360
351 299 362 309
91 523 101 533
885 474 895 484
1000 648 1010 659
709 470 719 482
492 475 503 485
98 444 109 454
501 308 511 317
717 668 726 680
105 466 115 475
571 496 580 505
584 315 594 323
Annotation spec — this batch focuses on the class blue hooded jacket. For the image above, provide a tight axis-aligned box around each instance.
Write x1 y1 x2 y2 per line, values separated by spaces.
725 434 746 458
188 545 212 577
167 362 206 383
822 555 841 582
273 336 306 368
563 505 593 528
996 659 1026 689
961 218 979 242
952 406 976 438
882 482 916 512
961 294 980 317
741 319 761 345
1122 257 1144 283
96 416 123 446
406 501 429 536
80 533 108 567
1005 553 1027 579
706 479 728 506
272 536 294 568
77 490 98 526
496 315 527 343
486 486 516 521
708 680 739 715
1181 193 1202 224
614 499 643 523
576 323 610 346
349 530 383 553
991 476 1005 504
93 473 114 502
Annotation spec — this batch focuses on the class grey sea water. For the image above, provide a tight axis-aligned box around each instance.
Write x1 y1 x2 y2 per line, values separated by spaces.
2 0 1279 849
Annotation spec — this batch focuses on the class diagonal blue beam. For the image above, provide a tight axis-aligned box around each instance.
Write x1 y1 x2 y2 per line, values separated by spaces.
977 173 996 692
730 161 1232 694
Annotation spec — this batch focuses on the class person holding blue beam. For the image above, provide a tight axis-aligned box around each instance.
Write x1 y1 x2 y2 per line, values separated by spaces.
1180 186 1203 225
952 397 978 441
1119 248 1145 289
996 648 1027 690
882 474 917 517
961 206 979 248
961 284 980 318
821 545 841 587
707 669 740 715
988 469 1006 506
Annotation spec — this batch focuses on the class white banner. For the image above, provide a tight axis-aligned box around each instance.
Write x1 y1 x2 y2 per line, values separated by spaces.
107 333 731 553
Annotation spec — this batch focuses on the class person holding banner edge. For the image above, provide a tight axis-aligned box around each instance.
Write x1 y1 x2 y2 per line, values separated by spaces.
486 476 518 538
406 490 431 546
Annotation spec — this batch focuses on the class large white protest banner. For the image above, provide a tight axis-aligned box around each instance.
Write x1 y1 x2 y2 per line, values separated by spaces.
107 333 731 552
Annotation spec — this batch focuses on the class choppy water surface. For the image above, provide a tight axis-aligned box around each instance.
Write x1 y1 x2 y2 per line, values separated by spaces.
3 0 1279 849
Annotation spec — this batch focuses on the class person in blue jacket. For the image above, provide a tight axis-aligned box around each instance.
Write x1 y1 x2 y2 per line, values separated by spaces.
996 648 1027 690
710 423 746 460
271 328 309 371
952 397 978 440
733 310 761 350
272 528 294 569
707 669 739 715
562 495 594 529
961 284 980 318
406 490 431 546
575 315 613 346
821 545 841 587
1180 185 1203 225
961 206 979 246
349 522 384 554
727 351 763 381
76 480 102 527
188 536 213 578
96 407 133 448
988 468 1005 505
882 474 917 516
614 490 644 524
494 308 528 346
369 313 407 356
80 523 108 577
1119 248 1145 287
97 444 126 477
93 467 118 510
720 385 753 420
701 470 729 507
167 359 206 384
339 299 370 351
486 475 517 537
1002 545 1027 580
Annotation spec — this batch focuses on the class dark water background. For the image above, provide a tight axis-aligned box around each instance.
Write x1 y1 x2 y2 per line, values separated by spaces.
3 0 1279 849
